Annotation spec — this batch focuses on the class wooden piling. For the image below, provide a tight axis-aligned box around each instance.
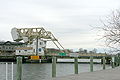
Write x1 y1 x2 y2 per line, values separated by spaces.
112 56 115 68
90 56 93 72
115 56 118 67
103 56 106 70
17 56 22 80
118 56 120 66
74 57 78 74
52 56 56 77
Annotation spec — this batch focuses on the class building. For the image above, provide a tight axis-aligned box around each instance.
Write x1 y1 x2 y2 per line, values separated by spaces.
0 41 24 56
16 39 46 56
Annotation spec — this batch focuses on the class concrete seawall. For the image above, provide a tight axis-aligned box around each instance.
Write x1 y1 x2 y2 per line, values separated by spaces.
50 67 120 80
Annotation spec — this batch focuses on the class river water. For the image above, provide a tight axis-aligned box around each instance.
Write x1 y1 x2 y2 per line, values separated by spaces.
0 62 111 80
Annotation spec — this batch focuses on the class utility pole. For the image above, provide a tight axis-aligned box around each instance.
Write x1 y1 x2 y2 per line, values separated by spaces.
36 36 38 55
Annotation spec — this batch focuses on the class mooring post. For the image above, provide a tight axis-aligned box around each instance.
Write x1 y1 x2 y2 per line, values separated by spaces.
74 57 78 74
112 56 115 68
118 56 120 66
103 56 106 70
90 56 93 72
116 56 119 67
115 56 118 67
52 56 56 77
17 56 22 80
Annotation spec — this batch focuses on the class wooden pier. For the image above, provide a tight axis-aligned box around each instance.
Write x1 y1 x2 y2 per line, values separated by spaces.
51 67 120 80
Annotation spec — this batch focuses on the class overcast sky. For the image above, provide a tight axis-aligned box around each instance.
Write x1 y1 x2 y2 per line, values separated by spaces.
0 0 120 52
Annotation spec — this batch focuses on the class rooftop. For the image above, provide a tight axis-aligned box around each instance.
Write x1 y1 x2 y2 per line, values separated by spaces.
0 41 24 45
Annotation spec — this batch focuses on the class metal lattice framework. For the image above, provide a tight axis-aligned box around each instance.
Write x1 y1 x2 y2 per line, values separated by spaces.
12 27 65 52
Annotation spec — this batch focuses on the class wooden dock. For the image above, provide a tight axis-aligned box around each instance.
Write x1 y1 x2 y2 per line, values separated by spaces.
50 67 120 80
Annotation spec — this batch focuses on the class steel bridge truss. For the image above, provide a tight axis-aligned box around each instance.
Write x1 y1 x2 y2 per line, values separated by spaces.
15 27 65 52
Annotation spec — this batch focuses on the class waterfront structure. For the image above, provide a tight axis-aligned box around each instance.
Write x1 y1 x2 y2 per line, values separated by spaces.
11 27 66 56
0 41 24 55
16 39 46 55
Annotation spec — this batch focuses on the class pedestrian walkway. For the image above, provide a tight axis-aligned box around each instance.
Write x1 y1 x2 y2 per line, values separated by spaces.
51 67 120 80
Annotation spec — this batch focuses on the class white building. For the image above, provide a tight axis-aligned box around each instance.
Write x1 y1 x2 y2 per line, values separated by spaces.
16 39 46 56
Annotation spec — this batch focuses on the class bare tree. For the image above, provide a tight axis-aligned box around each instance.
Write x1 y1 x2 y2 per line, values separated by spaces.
92 48 97 53
100 10 120 53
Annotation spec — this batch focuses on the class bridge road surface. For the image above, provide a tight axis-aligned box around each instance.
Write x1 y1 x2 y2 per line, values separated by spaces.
49 67 120 80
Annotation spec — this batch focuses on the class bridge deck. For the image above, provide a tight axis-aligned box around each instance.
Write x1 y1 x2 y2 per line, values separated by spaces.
50 67 120 80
